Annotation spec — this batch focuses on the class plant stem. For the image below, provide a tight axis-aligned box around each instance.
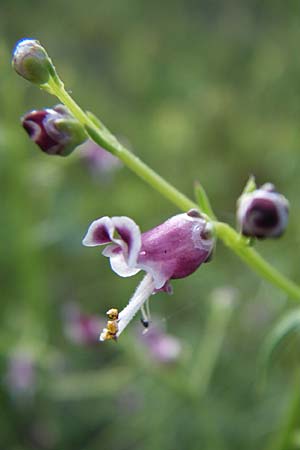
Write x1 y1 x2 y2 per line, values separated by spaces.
189 291 235 396
214 222 300 301
46 78 300 302
268 368 300 450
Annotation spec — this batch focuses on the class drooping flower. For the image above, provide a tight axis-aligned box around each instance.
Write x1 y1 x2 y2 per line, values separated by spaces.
12 38 54 85
22 104 87 156
237 183 289 239
82 210 215 340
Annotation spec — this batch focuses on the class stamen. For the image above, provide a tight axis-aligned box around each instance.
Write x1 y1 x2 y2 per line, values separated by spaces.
117 273 155 337
99 273 155 341
140 299 152 333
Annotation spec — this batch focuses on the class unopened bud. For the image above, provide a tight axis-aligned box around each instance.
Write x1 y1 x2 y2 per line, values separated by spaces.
22 105 87 156
12 39 54 85
237 183 289 239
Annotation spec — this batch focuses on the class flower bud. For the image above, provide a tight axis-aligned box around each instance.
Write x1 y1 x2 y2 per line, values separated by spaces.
237 183 289 238
22 105 87 156
12 39 54 85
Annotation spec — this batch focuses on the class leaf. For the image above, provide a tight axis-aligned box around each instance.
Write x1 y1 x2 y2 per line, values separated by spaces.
260 308 300 375
194 181 216 220
241 174 257 196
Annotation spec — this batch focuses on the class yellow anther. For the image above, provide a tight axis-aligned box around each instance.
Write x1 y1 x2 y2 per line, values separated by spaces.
100 328 117 341
106 308 119 321
107 320 118 335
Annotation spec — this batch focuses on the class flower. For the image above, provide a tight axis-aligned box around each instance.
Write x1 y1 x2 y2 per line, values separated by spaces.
22 105 87 156
12 38 53 85
237 183 289 238
139 322 182 364
63 303 104 345
82 210 215 340
78 139 122 179
6 351 36 396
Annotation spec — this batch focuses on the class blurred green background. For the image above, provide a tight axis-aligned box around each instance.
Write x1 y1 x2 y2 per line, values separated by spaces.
1 1 300 449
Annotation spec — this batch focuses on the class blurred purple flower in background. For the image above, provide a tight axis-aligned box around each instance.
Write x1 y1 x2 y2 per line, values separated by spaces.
63 303 103 345
139 323 182 364
6 351 36 396
78 139 122 180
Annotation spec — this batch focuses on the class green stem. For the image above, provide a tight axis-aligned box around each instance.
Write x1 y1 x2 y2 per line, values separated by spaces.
48 79 195 212
214 222 300 301
189 292 234 396
46 78 300 302
268 369 300 450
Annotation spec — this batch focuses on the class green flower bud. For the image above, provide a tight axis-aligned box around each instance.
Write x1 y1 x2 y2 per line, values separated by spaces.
12 39 54 85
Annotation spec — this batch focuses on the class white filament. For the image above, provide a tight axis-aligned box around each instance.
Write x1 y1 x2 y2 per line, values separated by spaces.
117 273 155 337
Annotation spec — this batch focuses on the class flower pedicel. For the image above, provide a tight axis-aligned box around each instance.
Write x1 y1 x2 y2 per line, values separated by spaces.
82 210 215 340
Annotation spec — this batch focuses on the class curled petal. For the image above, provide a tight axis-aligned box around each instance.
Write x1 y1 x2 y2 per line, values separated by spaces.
103 245 141 277
111 217 141 267
83 216 142 276
82 216 115 246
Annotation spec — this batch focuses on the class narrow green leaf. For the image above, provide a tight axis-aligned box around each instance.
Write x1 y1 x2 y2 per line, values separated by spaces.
194 181 216 220
241 174 257 196
260 308 300 374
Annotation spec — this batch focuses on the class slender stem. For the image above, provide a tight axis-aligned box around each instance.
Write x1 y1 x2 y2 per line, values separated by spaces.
189 292 234 396
214 222 300 301
46 78 300 302
48 79 195 212
268 368 300 450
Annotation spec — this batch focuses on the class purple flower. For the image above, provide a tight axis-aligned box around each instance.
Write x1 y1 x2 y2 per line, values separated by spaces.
63 303 104 346
6 351 36 396
22 105 87 156
79 139 121 178
139 324 182 364
237 183 289 239
82 210 215 340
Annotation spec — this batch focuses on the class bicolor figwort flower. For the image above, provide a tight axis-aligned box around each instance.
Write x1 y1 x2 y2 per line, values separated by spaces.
12 39 55 85
237 183 289 238
82 210 215 340
22 105 87 156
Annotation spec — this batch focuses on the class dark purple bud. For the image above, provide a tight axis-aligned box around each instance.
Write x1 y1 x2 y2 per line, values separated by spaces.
12 39 54 85
22 105 87 156
237 183 289 238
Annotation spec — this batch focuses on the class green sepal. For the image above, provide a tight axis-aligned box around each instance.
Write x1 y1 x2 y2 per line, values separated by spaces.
194 181 217 220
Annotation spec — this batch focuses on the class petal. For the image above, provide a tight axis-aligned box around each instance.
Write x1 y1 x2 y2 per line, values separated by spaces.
137 213 215 289
110 251 141 278
111 216 141 267
82 216 115 247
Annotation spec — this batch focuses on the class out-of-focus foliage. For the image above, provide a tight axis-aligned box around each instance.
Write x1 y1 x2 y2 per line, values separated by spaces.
1 1 300 449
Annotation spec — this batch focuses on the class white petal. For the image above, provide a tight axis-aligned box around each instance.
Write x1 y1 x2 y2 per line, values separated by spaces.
109 250 141 278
